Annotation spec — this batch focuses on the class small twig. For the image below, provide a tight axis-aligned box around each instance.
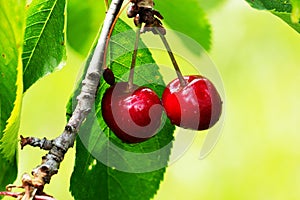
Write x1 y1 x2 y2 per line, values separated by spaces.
20 135 53 150
0 191 20 198
1 174 55 200
16 0 125 197
0 191 55 200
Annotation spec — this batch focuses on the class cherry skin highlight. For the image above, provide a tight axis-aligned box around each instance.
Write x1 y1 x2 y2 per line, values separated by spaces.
101 82 163 143
162 75 222 130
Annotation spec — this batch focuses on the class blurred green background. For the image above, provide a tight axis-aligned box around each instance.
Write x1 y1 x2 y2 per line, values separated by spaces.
15 0 300 199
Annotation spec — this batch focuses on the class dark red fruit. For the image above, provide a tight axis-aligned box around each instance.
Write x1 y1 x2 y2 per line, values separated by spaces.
162 75 222 130
101 82 163 143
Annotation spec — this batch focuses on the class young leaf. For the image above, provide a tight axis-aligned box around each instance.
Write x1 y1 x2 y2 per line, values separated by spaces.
155 0 211 52
22 0 66 92
0 0 25 192
245 0 300 33
69 19 175 200
67 0 106 56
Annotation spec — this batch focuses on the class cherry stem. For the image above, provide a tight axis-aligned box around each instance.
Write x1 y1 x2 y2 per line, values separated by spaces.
103 1 130 70
128 27 141 91
157 30 187 87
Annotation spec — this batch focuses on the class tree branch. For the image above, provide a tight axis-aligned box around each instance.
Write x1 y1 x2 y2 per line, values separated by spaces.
16 0 124 195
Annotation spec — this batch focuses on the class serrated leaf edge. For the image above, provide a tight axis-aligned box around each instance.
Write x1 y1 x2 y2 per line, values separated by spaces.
0 54 23 163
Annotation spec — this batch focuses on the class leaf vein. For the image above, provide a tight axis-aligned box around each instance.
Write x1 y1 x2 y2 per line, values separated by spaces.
26 8 52 19
23 0 59 74
25 21 48 29
23 35 40 42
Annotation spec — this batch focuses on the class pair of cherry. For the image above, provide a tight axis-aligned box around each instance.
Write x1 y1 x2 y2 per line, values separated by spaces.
101 69 222 144
101 7 222 143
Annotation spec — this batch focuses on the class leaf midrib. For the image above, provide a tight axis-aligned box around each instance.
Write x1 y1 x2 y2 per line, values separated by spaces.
23 0 58 73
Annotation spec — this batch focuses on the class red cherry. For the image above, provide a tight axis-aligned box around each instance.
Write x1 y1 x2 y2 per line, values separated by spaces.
101 82 163 143
162 75 222 130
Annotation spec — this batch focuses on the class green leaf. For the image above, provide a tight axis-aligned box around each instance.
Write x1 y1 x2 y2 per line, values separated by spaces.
67 0 106 56
198 0 227 12
155 0 211 52
246 0 300 33
290 0 300 23
246 0 292 11
272 11 300 32
22 0 66 92
69 19 175 200
0 0 25 191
